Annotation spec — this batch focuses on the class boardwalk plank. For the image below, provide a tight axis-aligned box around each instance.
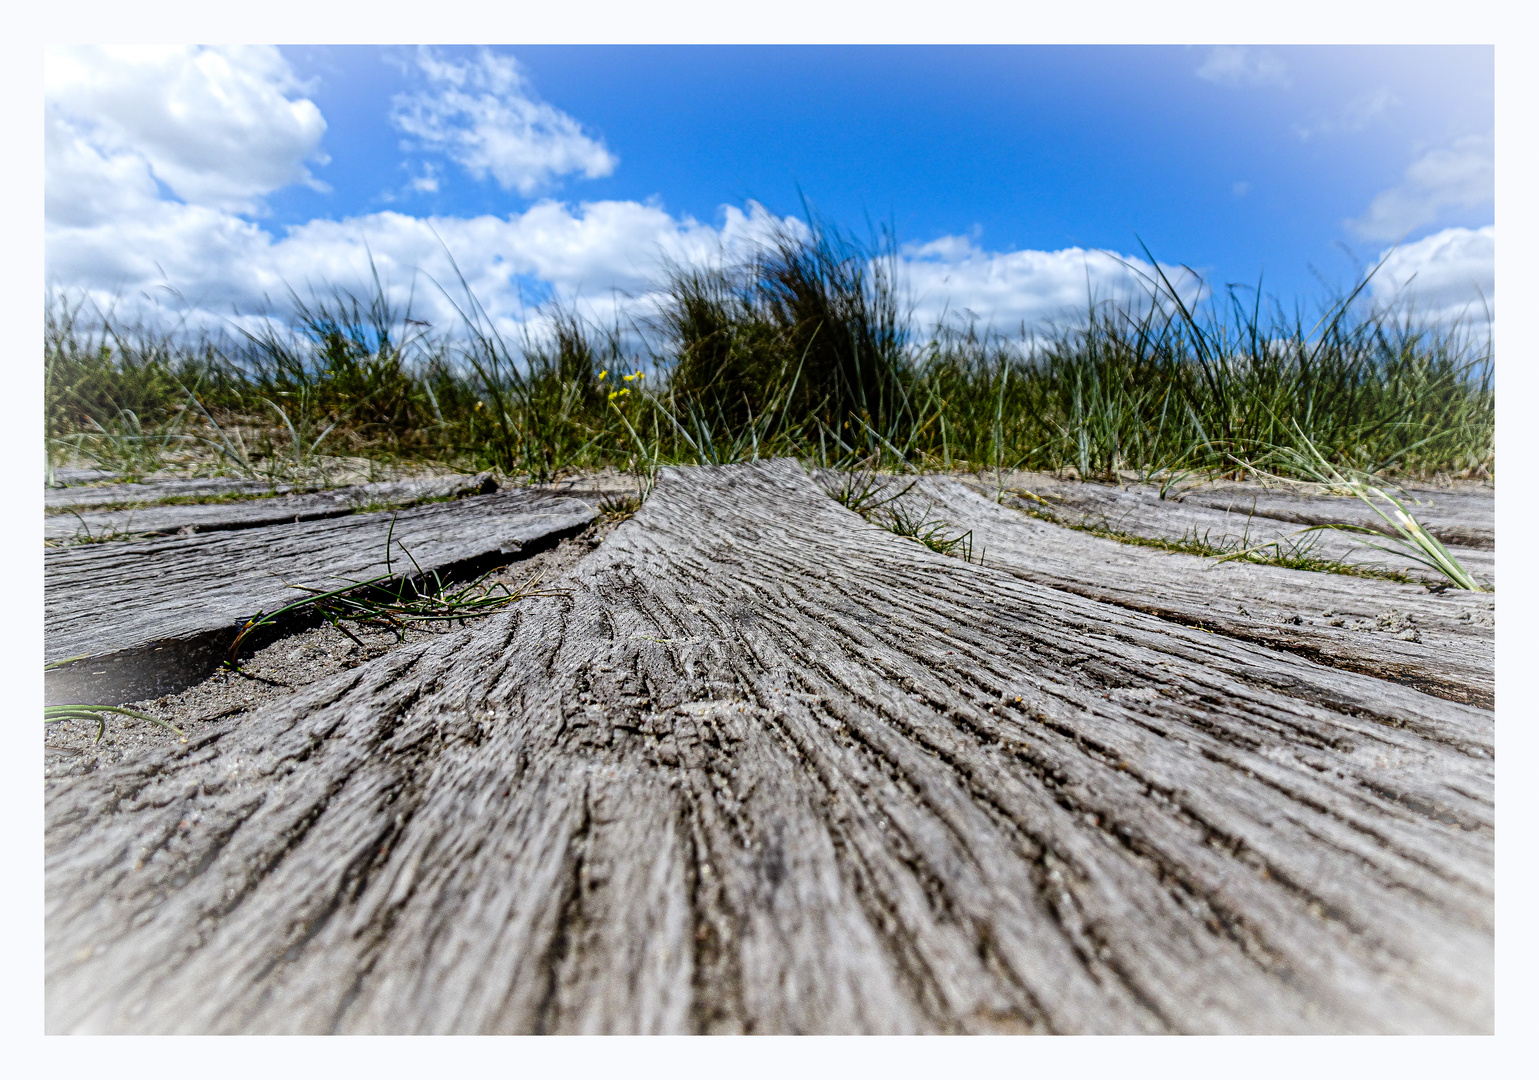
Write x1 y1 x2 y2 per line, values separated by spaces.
45 476 311 511
44 474 496 542
45 460 1492 1034
47 468 123 487
848 475 1494 708
994 480 1494 586
44 488 596 704
1176 487 1493 551
960 473 1494 549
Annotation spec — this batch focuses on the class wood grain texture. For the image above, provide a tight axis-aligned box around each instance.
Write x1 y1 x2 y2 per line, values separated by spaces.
998 481 1495 587
844 475 1494 708
44 474 497 542
48 468 123 486
957 474 1494 550
1174 488 1494 551
44 489 596 705
45 460 1492 1034
45 476 311 511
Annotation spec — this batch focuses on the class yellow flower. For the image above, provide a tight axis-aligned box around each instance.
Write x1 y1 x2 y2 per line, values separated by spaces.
598 369 608 381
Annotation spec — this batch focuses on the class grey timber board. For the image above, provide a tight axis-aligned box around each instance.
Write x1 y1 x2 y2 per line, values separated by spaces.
996 482 1495 587
45 460 1492 1034
45 476 311 511
849 475 1494 708
1174 488 1493 551
44 489 596 704
958 472 1495 546
44 473 497 542
48 468 124 486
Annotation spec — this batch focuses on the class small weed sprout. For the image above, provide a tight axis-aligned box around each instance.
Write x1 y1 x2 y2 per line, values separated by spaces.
225 517 569 670
598 493 642 523
828 467 916 517
824 469 978 562
882 500 977 561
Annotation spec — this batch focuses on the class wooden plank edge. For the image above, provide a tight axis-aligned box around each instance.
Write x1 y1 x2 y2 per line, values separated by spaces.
42 512 593 707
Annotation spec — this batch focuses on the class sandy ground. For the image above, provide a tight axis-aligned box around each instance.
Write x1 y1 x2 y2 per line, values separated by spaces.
43 517 622 781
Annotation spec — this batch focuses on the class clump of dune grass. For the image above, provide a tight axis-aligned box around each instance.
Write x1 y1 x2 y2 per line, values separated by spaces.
44 205 1494 489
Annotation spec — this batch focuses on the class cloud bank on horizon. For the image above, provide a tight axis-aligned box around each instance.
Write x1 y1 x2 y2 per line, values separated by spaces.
44 45 1495 347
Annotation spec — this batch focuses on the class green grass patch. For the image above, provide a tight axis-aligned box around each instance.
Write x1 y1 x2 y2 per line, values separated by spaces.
45 206 1493 489
597 494 642 523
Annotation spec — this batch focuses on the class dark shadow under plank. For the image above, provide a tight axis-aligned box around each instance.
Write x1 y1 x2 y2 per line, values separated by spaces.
46 460 1491 1034
44 488 596 704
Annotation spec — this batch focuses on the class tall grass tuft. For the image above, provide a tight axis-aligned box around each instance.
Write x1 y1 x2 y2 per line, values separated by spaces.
44 210 1494 486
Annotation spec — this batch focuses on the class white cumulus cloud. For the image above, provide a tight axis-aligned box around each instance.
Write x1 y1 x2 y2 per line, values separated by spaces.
1368 225 1494 326
44 44 1203 355
390 48 617 196
898 236 1203 335
1194 47 1290 89
49 191 1194 353
1348 133 1494 242
46 192 796 341
45 45 327 217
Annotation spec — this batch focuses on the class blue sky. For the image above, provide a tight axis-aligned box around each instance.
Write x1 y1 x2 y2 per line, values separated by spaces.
44 44 1495 340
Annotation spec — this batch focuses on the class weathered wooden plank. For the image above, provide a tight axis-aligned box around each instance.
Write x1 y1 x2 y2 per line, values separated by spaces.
956 472 1494 549
45 460 1492 1034
44 473 496 542
45 476 311 511
997 480 1495 586
44 489 596 705
848 475 1493 708
1174 487 1494 551
47 467 123 486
